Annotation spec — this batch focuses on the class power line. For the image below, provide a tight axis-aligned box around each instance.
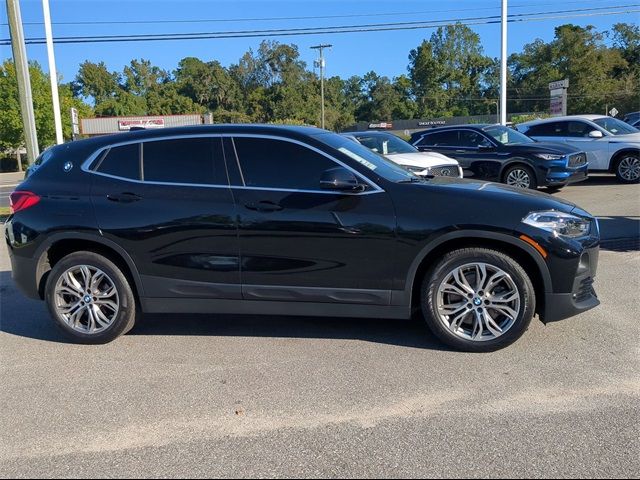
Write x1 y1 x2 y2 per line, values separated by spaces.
1 6 638 45
0 0 626 27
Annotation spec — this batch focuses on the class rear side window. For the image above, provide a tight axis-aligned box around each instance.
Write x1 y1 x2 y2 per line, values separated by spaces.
417 131 458 146
96 143 140 180
232 137 337 190
142 138 217 185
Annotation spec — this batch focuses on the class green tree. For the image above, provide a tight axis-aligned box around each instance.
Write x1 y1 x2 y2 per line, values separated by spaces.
73 61 120 103
0 60 92 150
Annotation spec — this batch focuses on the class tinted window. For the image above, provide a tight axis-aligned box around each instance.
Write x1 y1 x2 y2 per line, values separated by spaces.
97 143 140 180
526 122 565 137
458 130 492 148
566 121 593 137
417 131 458 146
143 138 216 184
593 117 638 135
233 137 338 190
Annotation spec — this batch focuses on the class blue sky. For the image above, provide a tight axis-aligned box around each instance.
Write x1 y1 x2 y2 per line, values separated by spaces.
1 0 638 83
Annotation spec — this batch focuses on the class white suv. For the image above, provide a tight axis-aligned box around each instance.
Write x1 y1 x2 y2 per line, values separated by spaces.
342 131 463 178
518 115 640 183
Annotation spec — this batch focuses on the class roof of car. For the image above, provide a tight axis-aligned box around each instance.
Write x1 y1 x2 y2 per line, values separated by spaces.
519 115 608 126
58 124 329 152
413 124 492 134
345 131 398 136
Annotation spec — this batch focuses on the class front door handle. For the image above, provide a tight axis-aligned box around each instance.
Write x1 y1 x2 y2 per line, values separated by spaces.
107 192 142 203
244 201 283 212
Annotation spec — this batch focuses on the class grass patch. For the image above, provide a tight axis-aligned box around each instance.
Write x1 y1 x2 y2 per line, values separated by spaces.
0 206 11 222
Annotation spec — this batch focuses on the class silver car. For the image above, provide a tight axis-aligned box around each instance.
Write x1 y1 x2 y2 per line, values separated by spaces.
518 115 640 183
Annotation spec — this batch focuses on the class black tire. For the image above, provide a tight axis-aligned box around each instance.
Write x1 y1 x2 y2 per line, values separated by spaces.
503 164 538 189
420 248 536 352
45 251 137 344
614 153 640 184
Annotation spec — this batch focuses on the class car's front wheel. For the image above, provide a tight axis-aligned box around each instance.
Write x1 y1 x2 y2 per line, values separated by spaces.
503 165 538 189
421 248 536 352
45 251 137 344
615 153 640 184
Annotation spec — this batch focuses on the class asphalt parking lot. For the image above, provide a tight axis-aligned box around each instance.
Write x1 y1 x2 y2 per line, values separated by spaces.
1 174 639 478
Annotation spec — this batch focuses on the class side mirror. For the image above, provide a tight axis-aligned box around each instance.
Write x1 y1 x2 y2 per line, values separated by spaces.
588 130 604 138
320 167 366 192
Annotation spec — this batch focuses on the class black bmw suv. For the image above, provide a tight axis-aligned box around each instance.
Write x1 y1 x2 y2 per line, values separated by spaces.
5 125 600 352
411 124 588 190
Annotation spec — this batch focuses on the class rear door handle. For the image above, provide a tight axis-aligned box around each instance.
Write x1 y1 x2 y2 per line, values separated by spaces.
107 192 142 203
244 201 283 212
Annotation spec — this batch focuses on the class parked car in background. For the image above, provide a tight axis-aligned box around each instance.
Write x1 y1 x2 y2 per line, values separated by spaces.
518 115 640 184
5 125 600 352
410 124 588 190
341 131 462 178
622 111 640 125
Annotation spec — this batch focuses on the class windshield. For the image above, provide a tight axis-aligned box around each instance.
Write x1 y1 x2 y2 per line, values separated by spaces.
316 133 419 183
354 133 417 155
592 117 639 136
482 125 534 145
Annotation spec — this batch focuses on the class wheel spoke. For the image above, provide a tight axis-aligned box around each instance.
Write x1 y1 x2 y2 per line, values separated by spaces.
63 271 84 295
452 269 475 294
482 308 504 337
475 263 488 291
472 310 484 339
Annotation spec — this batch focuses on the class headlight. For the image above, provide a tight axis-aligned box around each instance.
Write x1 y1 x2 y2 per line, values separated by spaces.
534 153 565 161
405 165 426 173
522 210 591 238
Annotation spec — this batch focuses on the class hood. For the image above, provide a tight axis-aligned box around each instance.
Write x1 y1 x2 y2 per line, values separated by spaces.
510 141 580 155
420 176 577 213
386 151 459 168
609 132 640 144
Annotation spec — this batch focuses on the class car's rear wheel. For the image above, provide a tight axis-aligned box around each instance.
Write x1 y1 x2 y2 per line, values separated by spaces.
615 154 640 184
420 248 535 352
45 251 136 344
503 165 537 189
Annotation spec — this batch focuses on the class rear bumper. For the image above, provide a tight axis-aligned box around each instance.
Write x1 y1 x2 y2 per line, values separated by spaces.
5 220 41 300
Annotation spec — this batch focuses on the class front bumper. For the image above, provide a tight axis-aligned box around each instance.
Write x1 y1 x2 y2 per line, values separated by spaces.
540 240 600 323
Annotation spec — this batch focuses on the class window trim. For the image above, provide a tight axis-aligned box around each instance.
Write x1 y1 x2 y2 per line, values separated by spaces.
416 128 497 150
81 133 384 195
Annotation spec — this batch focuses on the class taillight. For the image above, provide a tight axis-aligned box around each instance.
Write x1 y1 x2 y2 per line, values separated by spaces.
9 191 41 214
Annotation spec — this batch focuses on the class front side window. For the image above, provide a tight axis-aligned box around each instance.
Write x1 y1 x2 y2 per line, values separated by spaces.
459 130 494 148
566 121 593 138
527 122 565 137
232 137 339 190
482 126 533 145
355 133 417 155
142 138 217 184
96 143 140 180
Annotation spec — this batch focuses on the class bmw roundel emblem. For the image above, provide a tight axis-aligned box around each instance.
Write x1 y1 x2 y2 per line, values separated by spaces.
63 161 73 172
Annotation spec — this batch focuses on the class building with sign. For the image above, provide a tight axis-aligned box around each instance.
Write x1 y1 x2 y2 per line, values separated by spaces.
80 114 206 137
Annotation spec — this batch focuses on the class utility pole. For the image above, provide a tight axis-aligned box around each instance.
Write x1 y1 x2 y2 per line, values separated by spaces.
6 0 40 164
500 0 508 126
311 44 332 130
43 0 63 144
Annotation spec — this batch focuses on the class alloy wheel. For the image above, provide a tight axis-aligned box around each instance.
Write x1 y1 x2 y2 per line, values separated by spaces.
506 169 531 188
618 156 640 181
435 262 521 342
54 265 120 334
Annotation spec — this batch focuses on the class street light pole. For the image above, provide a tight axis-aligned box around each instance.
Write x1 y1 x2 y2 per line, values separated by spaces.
311 44 332 130
500 0 508 126
42 0 63 145
6 0 40 164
